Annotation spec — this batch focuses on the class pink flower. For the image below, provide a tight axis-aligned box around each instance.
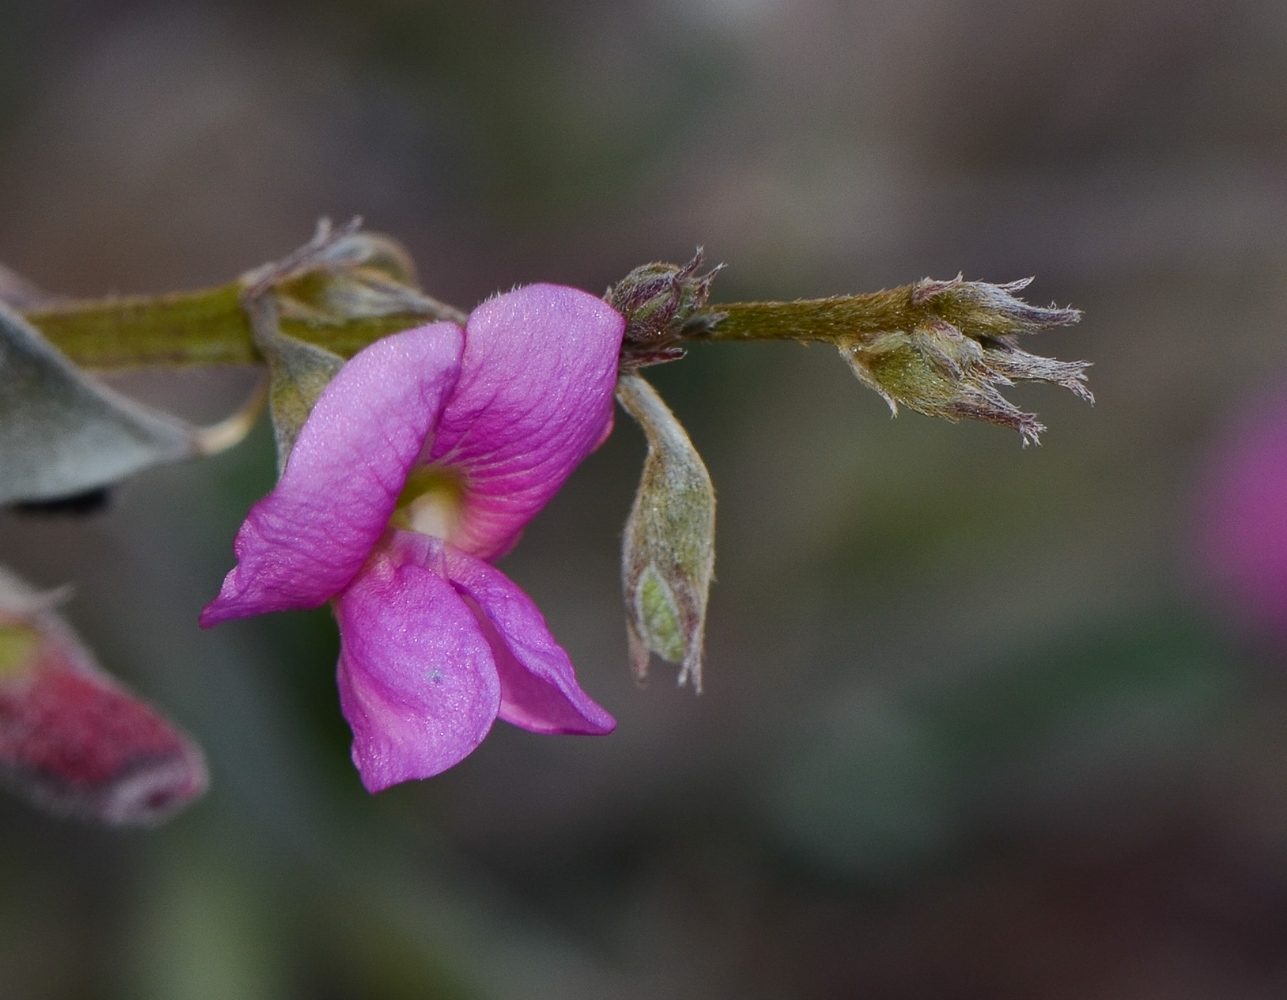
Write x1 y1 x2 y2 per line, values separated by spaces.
1197 390 1287 644
201 285 623 791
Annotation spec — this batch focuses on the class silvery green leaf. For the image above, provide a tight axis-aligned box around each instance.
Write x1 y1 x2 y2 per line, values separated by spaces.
0 301 257 505
0 263 51 309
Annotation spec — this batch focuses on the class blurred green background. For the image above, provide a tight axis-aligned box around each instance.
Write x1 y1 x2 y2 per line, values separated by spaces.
3 0 1287 996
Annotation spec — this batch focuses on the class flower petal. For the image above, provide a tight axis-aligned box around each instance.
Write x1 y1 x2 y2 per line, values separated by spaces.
443 545 615 735
334 532 500 792
428 285 625 560
1199 391 1287 640
201 323 464 625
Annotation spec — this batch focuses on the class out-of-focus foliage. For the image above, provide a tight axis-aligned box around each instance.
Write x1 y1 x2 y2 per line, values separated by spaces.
0 302 233 504
3 0 1287 997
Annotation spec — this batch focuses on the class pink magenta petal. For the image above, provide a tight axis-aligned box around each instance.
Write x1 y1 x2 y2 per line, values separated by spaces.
443 544 615 735
201 323 464 625
428 285 624 560
1200 391 1287 640
334 532 501 792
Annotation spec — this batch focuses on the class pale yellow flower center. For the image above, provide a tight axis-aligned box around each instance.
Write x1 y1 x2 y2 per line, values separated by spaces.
392 467 465 542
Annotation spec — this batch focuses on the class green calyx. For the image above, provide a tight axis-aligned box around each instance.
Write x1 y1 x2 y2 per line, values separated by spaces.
618 372 716 692
636 568 686 663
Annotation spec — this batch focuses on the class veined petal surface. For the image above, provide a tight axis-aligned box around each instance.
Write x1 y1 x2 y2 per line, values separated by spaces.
429 285 624 560
334 532 500 792
201 323 463 625
444 544 615 735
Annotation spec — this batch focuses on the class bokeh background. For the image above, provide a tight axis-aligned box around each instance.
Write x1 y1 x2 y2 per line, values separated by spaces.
2 0 1287 996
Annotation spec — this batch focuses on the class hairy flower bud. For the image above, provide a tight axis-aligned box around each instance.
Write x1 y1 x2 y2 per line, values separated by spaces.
0 569 207 826
245 221 466 330
617 373 716 691
838 277 1090 444
608 250 722 367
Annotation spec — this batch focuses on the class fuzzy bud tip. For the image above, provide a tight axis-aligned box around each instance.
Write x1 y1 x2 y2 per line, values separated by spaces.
609 250 723 369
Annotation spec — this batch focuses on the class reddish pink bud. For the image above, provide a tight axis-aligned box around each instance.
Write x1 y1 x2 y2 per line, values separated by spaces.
0 570 207 826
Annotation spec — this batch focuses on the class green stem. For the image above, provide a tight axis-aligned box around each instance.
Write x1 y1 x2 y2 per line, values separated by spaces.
687 288 922 344
21 284 433 371
20 281 936 370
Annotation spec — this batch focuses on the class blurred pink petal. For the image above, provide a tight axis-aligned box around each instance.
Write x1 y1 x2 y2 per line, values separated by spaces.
1199 391 1287 641
0 569 207 825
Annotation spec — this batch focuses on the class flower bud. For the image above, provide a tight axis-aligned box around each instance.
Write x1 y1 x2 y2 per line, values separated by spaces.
0 569 207 826
837 277 1090 444
242 219 467 331
608 250 722 366
616 373 716 692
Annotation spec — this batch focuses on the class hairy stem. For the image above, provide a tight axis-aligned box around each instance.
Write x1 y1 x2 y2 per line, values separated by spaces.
21 284 432 371
686 290 920 343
